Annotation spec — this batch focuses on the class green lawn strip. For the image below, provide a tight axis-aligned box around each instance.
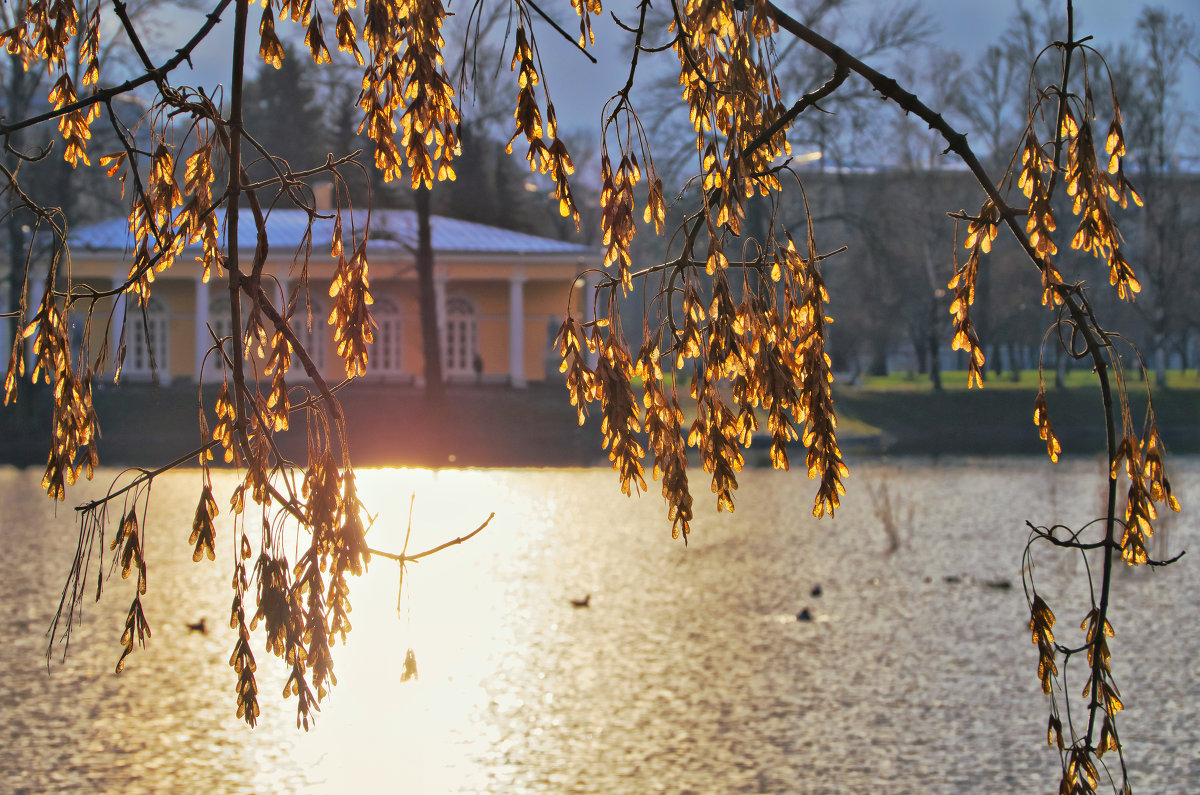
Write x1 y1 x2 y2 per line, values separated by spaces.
635 369 1198 449
831 375 1200 454
857 369 1200 391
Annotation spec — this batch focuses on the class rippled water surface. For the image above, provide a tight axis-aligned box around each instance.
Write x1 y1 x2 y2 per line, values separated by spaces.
2 459 1198 793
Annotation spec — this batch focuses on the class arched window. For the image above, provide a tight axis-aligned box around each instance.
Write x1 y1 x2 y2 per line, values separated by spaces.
125 296 169 382
371 296 404 377
203 296 251 376
444 296 478 377
207 295 237 347
290 299 327 379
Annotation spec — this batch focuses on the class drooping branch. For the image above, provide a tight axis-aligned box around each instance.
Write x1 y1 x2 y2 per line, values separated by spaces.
225 0 253 463
0 0 235 137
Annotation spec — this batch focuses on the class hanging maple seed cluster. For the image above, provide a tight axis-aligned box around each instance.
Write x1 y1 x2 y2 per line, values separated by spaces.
560 0 843 534
948 201 994 390
991 31 1186 795
23 276 100 501
504 14 580 227
971 35 1181 541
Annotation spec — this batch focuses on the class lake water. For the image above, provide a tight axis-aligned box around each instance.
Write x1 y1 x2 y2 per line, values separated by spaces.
2 459 1198 793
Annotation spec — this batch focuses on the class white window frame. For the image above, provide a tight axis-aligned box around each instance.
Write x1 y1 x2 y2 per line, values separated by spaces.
371 296 404 378
290 299 327 379
444 295 478 378
204 296 262 380
124 296 169 382
207 295 237 349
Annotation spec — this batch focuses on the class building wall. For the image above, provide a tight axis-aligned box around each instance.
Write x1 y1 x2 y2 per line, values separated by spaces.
60 262 589 385
159 279 194 380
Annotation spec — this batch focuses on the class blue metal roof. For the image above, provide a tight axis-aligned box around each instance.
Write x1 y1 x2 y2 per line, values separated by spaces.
70 208 594 257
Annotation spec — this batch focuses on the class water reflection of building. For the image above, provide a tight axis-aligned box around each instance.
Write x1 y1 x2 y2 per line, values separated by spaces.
61 209 600 387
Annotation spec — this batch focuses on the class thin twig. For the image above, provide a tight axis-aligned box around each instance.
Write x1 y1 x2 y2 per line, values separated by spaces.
75 441 222 514
525 0 598 63
369 512 495 563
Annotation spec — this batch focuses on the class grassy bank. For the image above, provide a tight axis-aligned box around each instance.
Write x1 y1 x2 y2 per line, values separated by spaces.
0 371 1195 470
833 371 1200 455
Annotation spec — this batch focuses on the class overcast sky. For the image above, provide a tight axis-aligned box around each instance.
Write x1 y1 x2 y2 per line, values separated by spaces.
168 1 1198 152
929 0 1198 51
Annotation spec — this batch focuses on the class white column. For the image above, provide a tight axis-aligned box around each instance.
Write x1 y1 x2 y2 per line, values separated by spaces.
194 275 209 382
508 268 527 388
434 272 447 378
111 272 126 382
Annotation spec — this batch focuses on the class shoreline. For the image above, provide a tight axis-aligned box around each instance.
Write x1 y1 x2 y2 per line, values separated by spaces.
2 378 1197 470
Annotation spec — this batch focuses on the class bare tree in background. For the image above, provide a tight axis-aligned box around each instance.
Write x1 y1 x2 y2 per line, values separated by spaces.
1113 7 1198 387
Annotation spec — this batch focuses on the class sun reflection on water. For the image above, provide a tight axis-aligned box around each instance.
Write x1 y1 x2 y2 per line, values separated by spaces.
4 461 1198 793
291 468 542 793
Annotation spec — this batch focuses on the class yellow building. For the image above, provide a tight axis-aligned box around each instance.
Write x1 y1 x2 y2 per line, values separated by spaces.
61 208 600 387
